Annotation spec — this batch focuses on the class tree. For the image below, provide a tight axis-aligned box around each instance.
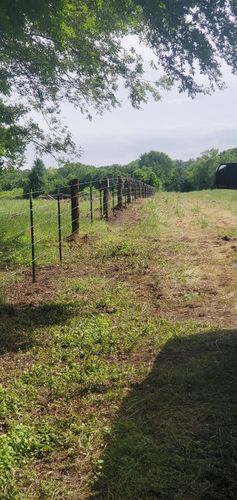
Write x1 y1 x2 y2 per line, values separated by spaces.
139 151 175 190
133 166 160 188
187 150 220 190
1 1 237 162
0 165 29 192
219 148 237 164
24 158 46 196
172 160 194 192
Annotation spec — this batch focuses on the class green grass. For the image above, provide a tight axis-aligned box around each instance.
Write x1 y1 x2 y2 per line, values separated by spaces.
184 188 237 220
0 189 23 199
0 282 162 498
96 329 237 500
0 194 105 269
0 189 237 498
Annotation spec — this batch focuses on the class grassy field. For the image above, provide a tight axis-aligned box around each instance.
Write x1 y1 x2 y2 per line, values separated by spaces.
0 189 237 499
0 192 103 270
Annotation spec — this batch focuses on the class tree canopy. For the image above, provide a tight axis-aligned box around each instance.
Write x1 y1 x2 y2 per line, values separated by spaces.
24 158 46 195
1 0 237 163
1 147 237 195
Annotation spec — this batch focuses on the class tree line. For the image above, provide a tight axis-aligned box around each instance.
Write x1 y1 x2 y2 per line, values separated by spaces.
1 148 237 196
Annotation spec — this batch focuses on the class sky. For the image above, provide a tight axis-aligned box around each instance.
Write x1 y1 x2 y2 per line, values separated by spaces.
32 40 237 168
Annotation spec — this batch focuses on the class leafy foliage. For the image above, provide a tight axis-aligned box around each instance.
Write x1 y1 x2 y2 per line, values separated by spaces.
174 148 237 192
1 147 237 195
1 1 237 163
139 151 175 190
24 158 47 196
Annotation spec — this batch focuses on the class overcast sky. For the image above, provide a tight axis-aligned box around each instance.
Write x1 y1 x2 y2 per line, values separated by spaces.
33 41 237 168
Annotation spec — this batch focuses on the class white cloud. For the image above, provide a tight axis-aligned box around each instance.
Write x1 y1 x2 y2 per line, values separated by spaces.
28 39 237 167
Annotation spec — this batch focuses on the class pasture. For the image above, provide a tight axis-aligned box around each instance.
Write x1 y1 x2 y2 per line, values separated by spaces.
0 189 237 499
0 192 104 270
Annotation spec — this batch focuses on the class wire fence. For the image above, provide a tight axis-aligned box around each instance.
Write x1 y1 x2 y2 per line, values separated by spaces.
0 176 155 283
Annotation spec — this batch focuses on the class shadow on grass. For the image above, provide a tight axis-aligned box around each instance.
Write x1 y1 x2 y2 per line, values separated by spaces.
94 329 237 499
0 302 75 354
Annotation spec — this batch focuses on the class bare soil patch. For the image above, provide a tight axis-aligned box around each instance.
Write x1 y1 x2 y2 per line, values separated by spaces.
119 195 237 328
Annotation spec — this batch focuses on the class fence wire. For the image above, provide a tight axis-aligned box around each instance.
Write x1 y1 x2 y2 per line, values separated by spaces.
0 177 155 282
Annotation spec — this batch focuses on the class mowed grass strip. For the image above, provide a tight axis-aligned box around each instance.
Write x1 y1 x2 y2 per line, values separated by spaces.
0 190 237 498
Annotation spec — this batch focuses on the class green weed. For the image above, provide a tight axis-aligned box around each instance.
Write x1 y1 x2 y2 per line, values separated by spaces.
0 189 237 498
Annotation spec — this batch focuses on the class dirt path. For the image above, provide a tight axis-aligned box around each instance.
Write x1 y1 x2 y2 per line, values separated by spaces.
91 192 237 500
127 193 237 328
1 191 237 499
4 193 237 327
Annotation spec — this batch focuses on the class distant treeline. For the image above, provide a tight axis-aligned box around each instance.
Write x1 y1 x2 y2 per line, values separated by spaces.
1 148 237 195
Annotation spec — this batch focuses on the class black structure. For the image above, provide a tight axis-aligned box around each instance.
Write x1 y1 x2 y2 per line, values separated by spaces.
216 163 237 189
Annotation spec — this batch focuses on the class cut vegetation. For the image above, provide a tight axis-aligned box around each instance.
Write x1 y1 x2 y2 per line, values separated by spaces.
0 190 237 499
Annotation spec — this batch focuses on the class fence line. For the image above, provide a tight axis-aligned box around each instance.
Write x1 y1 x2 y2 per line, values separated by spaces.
0 176 155 283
